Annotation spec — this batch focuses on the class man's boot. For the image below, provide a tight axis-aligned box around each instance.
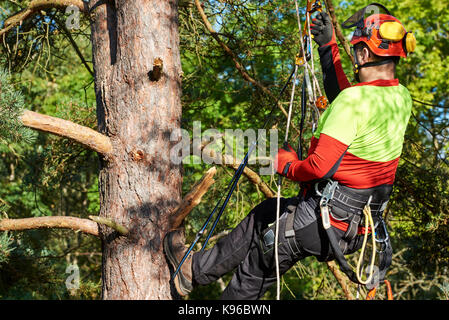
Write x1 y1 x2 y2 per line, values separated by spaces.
163 229 193 296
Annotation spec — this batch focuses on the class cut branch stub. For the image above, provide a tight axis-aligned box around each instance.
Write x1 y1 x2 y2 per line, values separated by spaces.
88 215 129 236
149 58 164 81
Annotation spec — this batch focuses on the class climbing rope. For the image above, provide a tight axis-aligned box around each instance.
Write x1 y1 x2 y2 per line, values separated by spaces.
356 196 377 285
172 67 297 281
274 0 329 300
275 62 299 300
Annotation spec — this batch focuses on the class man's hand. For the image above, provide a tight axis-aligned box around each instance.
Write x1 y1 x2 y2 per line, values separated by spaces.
310 11 336 47
275 145 299 177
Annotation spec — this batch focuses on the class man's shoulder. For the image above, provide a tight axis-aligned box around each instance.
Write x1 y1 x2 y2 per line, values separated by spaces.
330 86 363 109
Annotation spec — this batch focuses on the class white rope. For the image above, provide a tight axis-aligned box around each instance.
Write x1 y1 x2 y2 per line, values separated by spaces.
275 1 329 300
295 0 324 100
285 64 299 140
275 183 282 300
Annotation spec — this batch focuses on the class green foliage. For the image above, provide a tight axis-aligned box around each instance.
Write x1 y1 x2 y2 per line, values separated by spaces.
0 232 15 265
0 3 99 299
0 70 36 144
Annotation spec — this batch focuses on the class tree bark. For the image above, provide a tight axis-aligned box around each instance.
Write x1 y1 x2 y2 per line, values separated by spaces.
88 0 183 299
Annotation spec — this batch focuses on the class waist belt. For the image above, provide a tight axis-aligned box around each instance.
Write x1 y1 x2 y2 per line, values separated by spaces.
330 184 391 244
330 184 392 217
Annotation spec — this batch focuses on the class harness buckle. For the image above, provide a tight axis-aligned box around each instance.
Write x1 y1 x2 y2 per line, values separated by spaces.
316 180 338 205
317 180 338 230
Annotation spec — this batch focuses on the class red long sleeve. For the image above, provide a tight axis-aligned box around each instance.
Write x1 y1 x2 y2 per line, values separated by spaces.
287 133 348 182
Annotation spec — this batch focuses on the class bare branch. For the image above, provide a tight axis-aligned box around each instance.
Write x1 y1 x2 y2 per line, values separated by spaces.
55 16 94 77
20 110 113 157
1 0 87 37
170 166 217 230
0 216 99 236
325 260 354 300
224 156 275 198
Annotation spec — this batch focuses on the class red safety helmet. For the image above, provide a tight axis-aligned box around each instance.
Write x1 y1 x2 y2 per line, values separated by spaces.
342 3 416 58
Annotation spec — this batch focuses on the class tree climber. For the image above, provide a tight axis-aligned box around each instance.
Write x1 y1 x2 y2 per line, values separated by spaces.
164 3 414 299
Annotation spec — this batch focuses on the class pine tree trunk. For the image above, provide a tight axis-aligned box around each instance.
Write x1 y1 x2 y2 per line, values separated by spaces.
88 0 183 299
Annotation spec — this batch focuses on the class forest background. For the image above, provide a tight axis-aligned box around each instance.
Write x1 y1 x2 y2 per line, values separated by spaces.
0 0 448 300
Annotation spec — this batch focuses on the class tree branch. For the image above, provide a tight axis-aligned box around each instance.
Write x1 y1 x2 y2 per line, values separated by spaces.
170 166 217 230
324 0 354 64
224 156 275 198
194 0 300 135
20 110 113 157
1 0 87 37
0 216 99 236
326 260 354 300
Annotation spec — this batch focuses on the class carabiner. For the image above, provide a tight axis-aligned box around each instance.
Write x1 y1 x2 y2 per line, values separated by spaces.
375 219 390 244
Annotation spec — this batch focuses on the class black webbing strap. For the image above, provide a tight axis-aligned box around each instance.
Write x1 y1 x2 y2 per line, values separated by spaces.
324 225 361 284
284 199 302 258
343 213 362 242
331 186 391 216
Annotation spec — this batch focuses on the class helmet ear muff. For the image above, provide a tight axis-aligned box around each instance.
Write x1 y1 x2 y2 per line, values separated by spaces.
404 32 416 54
379 21 406 41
